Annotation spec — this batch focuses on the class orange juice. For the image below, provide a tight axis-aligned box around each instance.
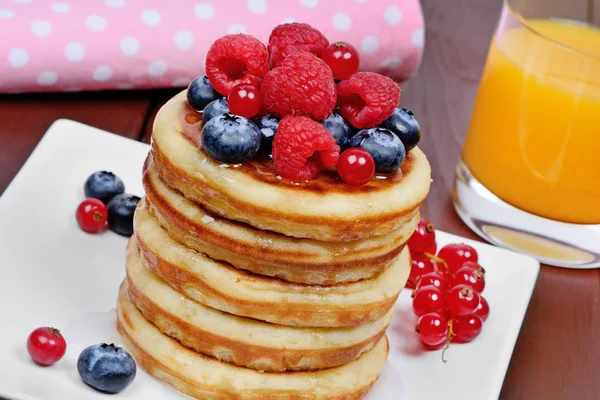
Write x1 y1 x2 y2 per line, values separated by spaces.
462 19 600 224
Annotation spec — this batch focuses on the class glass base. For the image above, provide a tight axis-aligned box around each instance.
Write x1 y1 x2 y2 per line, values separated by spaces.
453 160 600 268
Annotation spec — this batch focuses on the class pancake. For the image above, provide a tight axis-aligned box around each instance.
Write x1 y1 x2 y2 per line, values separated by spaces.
134 203 410 327
117 283 388 400
125 245 393 372
151 91 430 242
143 161 418 285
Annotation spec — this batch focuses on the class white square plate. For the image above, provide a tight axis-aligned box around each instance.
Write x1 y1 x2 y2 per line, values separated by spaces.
0 120 539 400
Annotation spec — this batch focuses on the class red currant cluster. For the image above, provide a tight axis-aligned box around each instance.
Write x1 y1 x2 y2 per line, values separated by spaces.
406 219 491 354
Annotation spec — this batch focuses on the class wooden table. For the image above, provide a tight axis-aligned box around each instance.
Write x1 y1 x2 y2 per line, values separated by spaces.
1 1 598 399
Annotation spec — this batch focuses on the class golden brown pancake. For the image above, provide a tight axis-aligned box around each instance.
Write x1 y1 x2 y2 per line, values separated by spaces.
117 283 389 399
133 203 410 328
125 246 393 372
151 91 430 242
143 161 418 285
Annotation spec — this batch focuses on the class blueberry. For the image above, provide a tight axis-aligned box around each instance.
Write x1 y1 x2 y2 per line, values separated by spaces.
202 98 229 124
107 194 140 236
349 128 406 174
187 76 221 111
380 108 421 151
77 343 136 394
202 113 261 164
253 114 279 155
322 112 354 150
84 171 125 204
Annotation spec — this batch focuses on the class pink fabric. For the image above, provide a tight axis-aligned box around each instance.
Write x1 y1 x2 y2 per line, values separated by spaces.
0 0 424 94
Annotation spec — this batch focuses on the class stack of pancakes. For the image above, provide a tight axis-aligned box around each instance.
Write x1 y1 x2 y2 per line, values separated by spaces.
116 92 431 399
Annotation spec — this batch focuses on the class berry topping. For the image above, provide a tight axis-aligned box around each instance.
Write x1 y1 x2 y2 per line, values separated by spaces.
268 22 329 67
337 148 375 187
77 343 136 394
336 72 400 129
446 285 481 316
321 41 360 80
272 115 340 181
451 265 486 293
27 327 67 366
227 84 263 119
202 98 230 124
254 114 279 155
452 315 483 343
408 251 438 289
201 113 262 164
416 313 449 350
76 198 108 234
84 171 125 205
348 127 406 173
438 243 479 274
408 218 436 253
380 108 421 151
107 194 140 237
261 52 336 120
322 112 354 149
187 76 220 111
205 34 269 96
412 285 445 317
475 296 490 322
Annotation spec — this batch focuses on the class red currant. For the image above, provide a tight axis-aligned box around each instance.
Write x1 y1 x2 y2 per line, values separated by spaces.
416 312 449 349
475 296 490 322
425 240 437 255
27 327 67 366
227 84 263 118
337 148 375 186
321 41 360 80
412 285 445 317
446 285 481 316
407 251 437 288
450 266 485 293
438 243 479 274
452 314 483 343
415 271 448 293
76 198 108 233
407 218 436 253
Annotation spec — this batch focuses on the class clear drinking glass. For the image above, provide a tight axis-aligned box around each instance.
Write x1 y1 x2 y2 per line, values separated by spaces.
454 0 600 267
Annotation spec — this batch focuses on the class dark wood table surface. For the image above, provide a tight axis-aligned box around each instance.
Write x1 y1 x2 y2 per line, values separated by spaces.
1 1 598 399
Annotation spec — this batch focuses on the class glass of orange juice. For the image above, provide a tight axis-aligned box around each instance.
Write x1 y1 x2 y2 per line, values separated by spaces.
454 0 600 268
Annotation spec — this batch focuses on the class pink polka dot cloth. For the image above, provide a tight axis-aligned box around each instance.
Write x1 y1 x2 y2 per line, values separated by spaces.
0 0 424 94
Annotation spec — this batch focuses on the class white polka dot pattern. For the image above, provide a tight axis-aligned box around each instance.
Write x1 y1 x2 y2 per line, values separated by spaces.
174 30 194 50
247 0 267 14
384 5 403 25
8 48 28 68
120 36 140 56
51 2 70 13
30 20 52 37
64 42 85 62
92 66 113 81
0 0 424 93
37 71 58 86
86 15 106 32
332 12 352 31
361 36 379 53
148 60 168 77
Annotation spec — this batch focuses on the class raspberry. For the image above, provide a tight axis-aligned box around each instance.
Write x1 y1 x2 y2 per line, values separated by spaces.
261 52 336 120
205 34 270 96
272 115 340 181
336 72 401 129
268 23 329 67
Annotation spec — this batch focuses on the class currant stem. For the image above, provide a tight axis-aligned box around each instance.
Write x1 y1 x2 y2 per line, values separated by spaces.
424 252 449 273
442 320 455 363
